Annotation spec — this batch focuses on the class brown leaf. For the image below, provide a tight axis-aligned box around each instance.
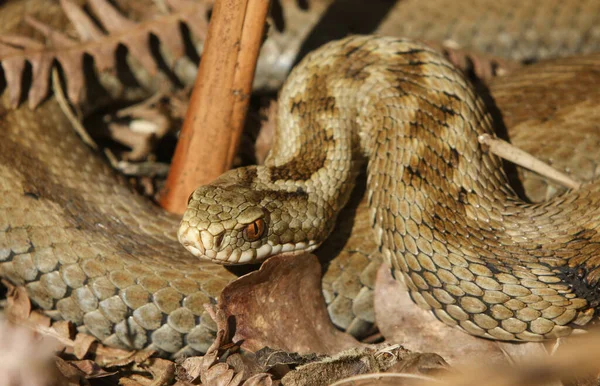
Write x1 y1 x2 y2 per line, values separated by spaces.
202 304 231 367
0 0 212 107
219 253 360 355
73 332 98 359
26 13 85 102
5 284 33 322
89 0 158 75
0 35 45 49
106 349 157 368
120 376 152 386
28 310 53 329
91 342 137 361
197 305 261 385
243 373 273 386
202 362 242 386
55 357 87 386
60 0 104 42
0 43 26 106
88 0 136 32
50 320 76 342
374 265 547 367
173 381 196 386
68 359 116 378
144 358 176 385
166 0 212 40
178 311 274 385
179 356 204 381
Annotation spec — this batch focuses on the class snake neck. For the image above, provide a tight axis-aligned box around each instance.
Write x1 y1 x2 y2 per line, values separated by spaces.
269 36 513 245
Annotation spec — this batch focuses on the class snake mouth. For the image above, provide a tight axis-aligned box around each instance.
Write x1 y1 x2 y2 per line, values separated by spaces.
178 219 322 264
179 222 321 264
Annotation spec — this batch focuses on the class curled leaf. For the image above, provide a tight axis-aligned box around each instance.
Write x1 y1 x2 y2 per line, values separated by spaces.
219 253 361 355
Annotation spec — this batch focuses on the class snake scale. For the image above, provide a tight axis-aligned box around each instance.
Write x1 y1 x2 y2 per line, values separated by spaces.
1 0 600 358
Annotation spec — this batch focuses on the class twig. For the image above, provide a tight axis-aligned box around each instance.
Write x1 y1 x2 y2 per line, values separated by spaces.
329 373 440 386
478 134 581 190
52 67 96 150
160 0 271 214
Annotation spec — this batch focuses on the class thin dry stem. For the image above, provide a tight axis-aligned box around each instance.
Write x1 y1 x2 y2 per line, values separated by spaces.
52 68 96 150
329 373 440 386
478 134 582 190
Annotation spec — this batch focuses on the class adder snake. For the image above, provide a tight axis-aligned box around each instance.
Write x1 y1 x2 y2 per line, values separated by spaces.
180 35 600 342
1 0 600 357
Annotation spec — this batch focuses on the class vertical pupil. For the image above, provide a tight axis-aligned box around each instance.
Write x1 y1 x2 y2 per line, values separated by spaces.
253 222 258 234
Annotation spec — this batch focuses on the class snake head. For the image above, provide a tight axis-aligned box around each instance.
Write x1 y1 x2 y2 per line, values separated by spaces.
178 169 320 264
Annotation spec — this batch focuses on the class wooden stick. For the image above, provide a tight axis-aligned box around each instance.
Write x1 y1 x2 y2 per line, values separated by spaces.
160 0 271 214
478 134 581 190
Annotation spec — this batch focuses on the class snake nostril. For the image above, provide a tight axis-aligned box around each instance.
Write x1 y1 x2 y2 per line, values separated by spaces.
214 233 225 249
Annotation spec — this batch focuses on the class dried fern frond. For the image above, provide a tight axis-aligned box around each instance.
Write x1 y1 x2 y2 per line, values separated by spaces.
0 0 212 108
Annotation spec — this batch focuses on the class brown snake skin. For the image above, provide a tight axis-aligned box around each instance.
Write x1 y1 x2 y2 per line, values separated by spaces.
181 36 600 342
1 0 600 357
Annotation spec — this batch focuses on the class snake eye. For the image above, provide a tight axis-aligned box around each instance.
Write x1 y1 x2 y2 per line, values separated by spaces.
243 219 265 242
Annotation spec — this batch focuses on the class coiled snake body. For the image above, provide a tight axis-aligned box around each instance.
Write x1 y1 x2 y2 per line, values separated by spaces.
180 36 600 342
1 2 600 358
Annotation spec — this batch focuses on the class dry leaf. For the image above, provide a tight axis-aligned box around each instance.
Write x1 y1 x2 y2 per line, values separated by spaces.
4 282 32 322
179 356 205 381
120 375 154 385
55 357 88 386
50 320 76 342
177 305 273 385
202 362 244 386
105 349 157 368
219 253 361 355
143 358 176 385
0 0 211 107
73 332 97 359
67 359 116 378
243 373 273 386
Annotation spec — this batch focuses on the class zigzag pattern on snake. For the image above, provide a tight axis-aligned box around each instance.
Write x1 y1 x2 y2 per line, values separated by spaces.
180 36 600 342
1 0 600 358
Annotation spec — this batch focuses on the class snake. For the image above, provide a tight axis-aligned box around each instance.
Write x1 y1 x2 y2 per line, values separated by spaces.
180 35 600 342
1 0 600 358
